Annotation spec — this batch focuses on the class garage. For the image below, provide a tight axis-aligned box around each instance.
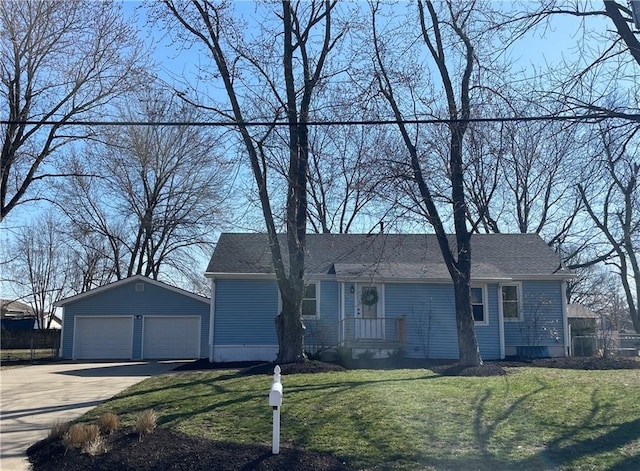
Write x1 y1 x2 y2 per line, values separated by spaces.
57 275 210 361
143 316 200 359
74 316 133 360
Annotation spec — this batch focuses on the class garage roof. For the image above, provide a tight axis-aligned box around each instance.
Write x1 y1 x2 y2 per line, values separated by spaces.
55 275 210 307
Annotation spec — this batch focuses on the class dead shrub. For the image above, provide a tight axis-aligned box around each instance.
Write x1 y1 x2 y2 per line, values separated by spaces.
135 409 157 438
97 412 119 434
62 424 100 452
48 420 71 440
82 435 107 456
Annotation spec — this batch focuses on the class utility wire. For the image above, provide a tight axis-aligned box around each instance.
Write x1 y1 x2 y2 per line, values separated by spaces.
2 112 639 127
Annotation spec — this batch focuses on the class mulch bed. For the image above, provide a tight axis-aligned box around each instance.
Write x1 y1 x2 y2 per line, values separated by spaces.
175 359 347 375
27 356 640 470
517 356 640 370
176 358 509 376
27 428 353 471
175 356 640 377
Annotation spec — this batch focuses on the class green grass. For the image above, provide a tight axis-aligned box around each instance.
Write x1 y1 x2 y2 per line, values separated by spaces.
83 367 640 470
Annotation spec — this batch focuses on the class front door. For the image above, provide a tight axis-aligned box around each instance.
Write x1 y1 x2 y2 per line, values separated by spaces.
355 284 384 340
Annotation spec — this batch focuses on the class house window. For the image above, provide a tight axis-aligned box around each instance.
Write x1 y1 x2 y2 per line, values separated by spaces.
502 284 521 320
302 282 319 318
471 286 487 324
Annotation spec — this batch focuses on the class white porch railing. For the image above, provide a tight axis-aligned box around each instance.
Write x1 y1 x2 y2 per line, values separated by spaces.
304 316 407 354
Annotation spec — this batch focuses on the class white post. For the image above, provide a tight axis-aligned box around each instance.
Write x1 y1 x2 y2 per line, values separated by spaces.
272 402 280 454
269 365 283 454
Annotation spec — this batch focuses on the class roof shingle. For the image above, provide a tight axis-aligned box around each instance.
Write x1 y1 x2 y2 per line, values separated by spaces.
206 233 571 280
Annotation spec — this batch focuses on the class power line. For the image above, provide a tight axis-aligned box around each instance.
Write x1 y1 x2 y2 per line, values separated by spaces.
1 112 639 127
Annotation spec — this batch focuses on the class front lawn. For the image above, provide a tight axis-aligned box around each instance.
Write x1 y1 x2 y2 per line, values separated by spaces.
66 365 640 470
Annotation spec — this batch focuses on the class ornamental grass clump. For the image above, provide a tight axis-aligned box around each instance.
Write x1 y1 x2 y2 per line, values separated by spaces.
135 409 157 439
48 420 71 440
97 412 119 434
82 435 107 456
62 424 100 453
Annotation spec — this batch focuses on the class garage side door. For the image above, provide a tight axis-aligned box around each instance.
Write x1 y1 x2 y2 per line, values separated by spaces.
74 317 133 360
143 316 200 359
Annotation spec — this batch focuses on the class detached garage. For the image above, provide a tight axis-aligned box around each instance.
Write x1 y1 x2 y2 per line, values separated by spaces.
57 275 210 361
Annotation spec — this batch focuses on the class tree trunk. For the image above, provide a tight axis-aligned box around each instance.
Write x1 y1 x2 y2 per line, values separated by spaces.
275 287 306 364
162 0 339 364
452 274 482 366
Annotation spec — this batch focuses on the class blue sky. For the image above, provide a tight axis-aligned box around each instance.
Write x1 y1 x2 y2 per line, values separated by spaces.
120 0 611 84
0 1 619 301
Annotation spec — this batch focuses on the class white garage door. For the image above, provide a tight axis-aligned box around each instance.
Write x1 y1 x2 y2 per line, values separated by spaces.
143 316 200 359
74 317 133 360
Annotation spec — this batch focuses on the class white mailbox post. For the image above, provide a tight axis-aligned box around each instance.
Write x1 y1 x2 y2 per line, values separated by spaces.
269 365 283 454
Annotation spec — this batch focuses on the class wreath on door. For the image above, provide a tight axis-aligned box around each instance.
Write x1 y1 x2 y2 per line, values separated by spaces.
361 287 378 306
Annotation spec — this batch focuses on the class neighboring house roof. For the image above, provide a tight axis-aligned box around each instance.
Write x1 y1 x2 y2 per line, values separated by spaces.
54 274 210 307
0 299 35 318
567 304 598 319
49 313 63 328
206 233 572 281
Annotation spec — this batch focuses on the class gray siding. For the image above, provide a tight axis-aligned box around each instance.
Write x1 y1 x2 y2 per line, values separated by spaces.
61 280 209 359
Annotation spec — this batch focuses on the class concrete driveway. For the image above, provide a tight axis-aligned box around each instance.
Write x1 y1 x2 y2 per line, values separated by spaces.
0 361 182 471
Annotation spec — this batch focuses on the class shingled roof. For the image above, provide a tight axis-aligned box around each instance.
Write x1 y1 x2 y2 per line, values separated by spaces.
206 233 572 280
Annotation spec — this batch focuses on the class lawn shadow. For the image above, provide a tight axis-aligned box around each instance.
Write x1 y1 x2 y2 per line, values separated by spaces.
469 386 640 470
537 387 640 469
473 376 549 455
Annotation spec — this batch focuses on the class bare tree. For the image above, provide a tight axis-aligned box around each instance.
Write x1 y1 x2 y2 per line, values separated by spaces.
0 0 147 221
494 119 581 242
6 213 71 329
577 123 640 332
512 1 640 121
157 1 346 363
306 118 390 234
64 228 120 294
58 86 231 284
370 0 508 366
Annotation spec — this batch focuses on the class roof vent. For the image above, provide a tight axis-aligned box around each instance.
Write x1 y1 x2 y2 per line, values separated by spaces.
135 283 144 292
